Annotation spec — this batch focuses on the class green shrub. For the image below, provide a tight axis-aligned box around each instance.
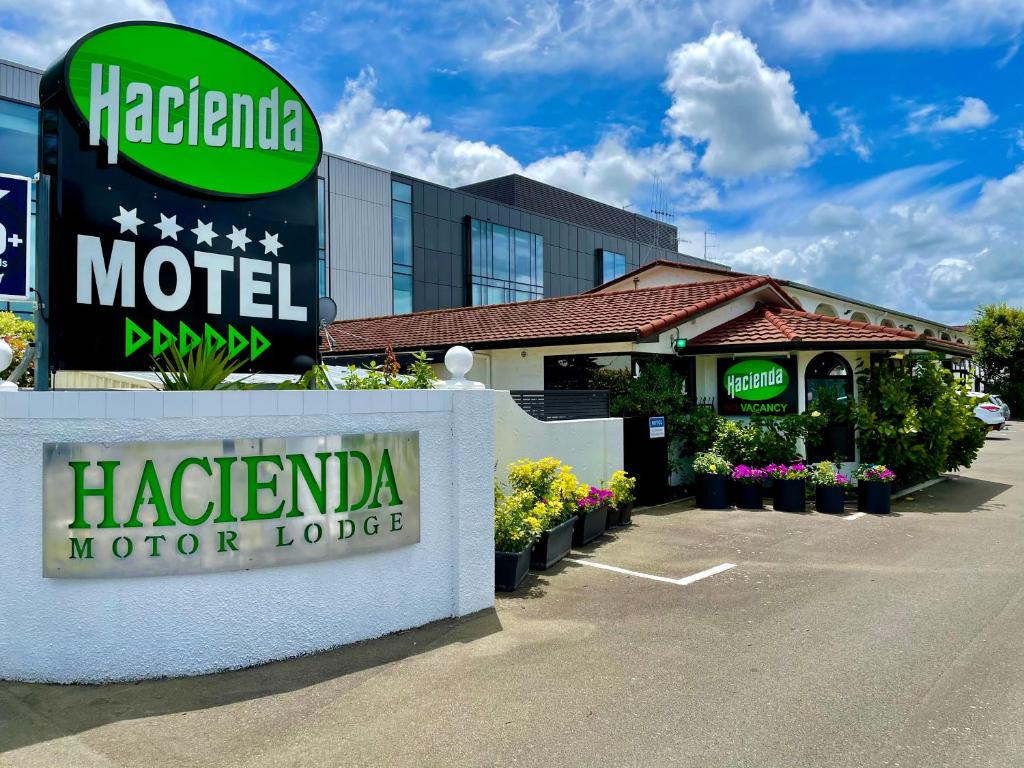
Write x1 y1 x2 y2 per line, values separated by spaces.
607 470 636 507
712 412 824 466
693 451 732 476
0 311 35 387
853 355 985 484
494 488 542 553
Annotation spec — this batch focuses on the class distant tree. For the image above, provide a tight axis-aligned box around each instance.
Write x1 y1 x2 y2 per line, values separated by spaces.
970 304 1024 413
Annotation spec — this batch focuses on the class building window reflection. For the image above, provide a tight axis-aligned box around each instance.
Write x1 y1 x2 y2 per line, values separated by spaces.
391 181 413 314
598 249 626 284
469 218 543 306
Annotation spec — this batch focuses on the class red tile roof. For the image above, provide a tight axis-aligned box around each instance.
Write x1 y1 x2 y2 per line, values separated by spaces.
322 276 795 355
686 305 974 354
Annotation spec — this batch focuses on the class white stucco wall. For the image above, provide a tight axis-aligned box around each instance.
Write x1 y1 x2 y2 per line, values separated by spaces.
0 388 495 683
493 392 623 488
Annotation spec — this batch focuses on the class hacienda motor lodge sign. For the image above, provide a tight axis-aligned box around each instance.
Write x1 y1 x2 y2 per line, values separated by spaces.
716 357 798 416
43 433 420 578
39 22 323 372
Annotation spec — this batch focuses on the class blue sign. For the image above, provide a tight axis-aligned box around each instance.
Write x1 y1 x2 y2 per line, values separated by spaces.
649 416 666 439
0 173 31 301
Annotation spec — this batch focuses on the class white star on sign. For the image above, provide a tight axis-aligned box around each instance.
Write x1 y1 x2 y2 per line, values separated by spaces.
259 232 282 257
113 206 144 235
154 213 183 241
192 220 218 247
227 226 250 251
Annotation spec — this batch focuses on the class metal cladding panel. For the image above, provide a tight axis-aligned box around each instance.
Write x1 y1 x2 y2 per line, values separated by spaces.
0 61 41 105
325 156 393 319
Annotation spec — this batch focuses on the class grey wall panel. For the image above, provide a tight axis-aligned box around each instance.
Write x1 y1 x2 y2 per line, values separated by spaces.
0 61 41 105
325 156 392 320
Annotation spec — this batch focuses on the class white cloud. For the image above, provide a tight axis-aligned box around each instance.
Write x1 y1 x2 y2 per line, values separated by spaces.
775 0 1024 56
719 163 1024 321
832 107 871 160
908 97 997 134
319 68 704 209
662 30 817 178
0 0 173 68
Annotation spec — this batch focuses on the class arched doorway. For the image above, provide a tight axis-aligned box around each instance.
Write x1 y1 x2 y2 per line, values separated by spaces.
805 352 856 462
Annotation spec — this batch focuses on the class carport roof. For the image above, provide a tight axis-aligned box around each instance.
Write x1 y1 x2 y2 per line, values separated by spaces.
684 304 975 356
321 275 795 356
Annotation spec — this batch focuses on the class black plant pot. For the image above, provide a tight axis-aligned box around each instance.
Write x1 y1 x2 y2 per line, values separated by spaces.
696 474 730 509
816 485 846 515
605 505 622 529
573 504 608 546
734 482 764 510
531 516 576 570
858 481 892 514
618 501 634 526
772 478 806 513
495 547 532 591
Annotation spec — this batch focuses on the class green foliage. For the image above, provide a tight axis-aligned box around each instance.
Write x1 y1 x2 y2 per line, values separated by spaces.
692 451 732 476
808 461 850 487
853 356 986 484
607 469 636 507
592 361 723 458
331 350 437 390
971 303 1024 412
494 487 542 553
505 457 586 528
0 311 35 387
712 412 825 466
152 345 249 391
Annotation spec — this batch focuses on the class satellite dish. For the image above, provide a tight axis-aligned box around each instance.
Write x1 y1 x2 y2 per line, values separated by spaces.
318 296 338 326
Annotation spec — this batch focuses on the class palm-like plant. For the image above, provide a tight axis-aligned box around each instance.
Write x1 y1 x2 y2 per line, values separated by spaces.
152 344 249 390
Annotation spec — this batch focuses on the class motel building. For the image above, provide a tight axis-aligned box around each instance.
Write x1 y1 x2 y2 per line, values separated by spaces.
320 259 974 498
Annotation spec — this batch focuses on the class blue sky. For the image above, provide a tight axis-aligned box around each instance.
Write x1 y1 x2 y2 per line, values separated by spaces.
4 0 1024 321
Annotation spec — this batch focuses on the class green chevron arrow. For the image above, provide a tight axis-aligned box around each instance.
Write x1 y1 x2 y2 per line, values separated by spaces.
152 319 177 357
227 324 249 358
204 323 227 354
250 327 271 361
178 321 202 356
125 318 151 357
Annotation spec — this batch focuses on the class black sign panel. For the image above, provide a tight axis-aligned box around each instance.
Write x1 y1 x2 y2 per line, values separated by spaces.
716 357 799 416
38 25 320 374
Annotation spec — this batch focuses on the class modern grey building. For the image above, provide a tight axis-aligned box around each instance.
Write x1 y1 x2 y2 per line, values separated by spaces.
1 58 720 322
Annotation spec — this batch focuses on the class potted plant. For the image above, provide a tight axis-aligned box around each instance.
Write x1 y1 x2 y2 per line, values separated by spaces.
494 488 540 591
731 465 766 509
530 465 582 569
810 461 850 514
765 463 808 513
855 464 896 514
608 470 637 526
573 486 611 546
693 451 732 509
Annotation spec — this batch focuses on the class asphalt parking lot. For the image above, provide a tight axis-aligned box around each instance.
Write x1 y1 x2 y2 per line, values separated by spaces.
2 427 1023 768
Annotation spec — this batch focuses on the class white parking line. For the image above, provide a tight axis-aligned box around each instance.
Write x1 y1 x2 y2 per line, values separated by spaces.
843 512 867 521
566 559 736 586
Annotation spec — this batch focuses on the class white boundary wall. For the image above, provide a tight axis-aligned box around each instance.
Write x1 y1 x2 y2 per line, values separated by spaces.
0 389 495 683
494 391 623 487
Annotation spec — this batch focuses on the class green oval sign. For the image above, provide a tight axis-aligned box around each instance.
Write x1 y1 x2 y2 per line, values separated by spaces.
64 22 322 197
723 359 789 401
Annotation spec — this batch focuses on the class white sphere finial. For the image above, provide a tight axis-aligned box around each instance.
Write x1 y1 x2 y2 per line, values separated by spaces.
0 339 12 374
440 345 484 390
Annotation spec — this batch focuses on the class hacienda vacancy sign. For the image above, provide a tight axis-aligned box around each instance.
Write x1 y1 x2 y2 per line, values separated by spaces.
716 357 798 416
39 22 322 372
43 432 420 578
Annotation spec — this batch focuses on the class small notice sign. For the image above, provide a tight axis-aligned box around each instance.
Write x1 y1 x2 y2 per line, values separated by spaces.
649 416 666 439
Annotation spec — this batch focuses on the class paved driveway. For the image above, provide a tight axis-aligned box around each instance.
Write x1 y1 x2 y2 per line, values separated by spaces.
2 428 1022 767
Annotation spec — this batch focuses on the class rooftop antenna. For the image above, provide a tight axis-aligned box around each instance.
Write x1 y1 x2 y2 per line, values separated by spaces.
703 230 719 261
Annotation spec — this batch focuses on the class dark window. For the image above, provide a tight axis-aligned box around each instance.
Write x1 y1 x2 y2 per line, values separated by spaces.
468 218 543 305
805 352 856 462
392 181 413 314
0 97 38 318
597 249 626 284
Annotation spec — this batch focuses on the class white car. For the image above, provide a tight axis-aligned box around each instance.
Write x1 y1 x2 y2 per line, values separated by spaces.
987 394 1012 422
968 392 1006 431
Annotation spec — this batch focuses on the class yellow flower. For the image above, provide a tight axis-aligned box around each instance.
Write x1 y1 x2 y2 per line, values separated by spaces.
811 410 821 417
709 464 717 472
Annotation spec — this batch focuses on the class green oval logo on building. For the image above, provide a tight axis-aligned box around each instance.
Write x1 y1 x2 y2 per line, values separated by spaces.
64 22 322 197
723 359 789 401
